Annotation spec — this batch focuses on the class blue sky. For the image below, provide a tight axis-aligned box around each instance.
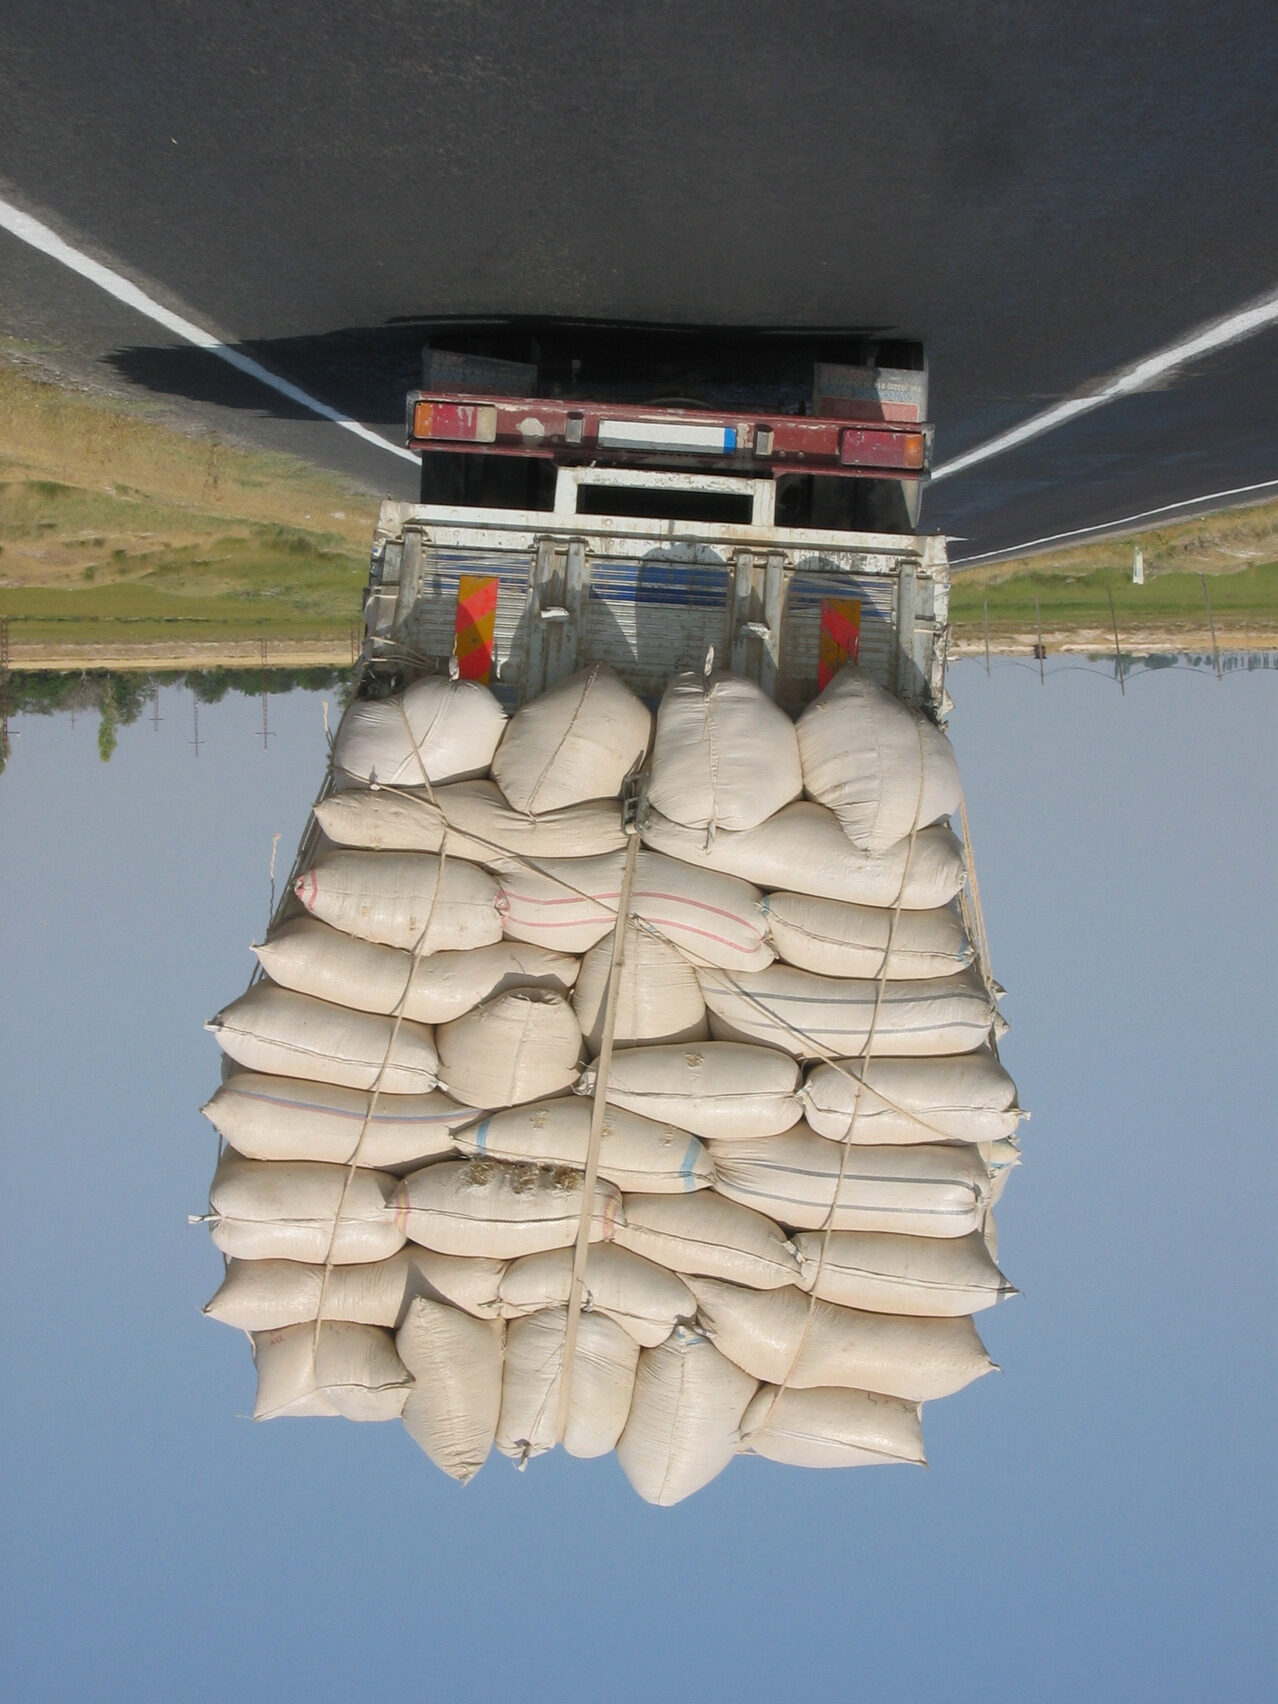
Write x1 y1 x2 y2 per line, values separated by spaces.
2 657 1274 1704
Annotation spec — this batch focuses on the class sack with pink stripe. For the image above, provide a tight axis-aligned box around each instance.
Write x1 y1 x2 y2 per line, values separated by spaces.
497 848 773 972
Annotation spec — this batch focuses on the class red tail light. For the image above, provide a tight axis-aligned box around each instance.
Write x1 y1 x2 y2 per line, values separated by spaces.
412 400 497 443
839 428 927 471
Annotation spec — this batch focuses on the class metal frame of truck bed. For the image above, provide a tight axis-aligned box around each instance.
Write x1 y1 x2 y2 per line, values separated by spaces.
359 469 951 722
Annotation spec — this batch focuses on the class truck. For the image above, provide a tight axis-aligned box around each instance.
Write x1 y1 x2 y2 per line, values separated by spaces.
201 329 1018 1495
356 322 951 722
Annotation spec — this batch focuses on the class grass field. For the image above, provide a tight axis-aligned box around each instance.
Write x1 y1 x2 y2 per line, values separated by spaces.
948 499 1278 649
0 357 376 653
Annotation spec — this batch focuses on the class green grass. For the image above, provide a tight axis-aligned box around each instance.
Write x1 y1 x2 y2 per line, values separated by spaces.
0 528 365 642
950 557 1278 631
0 354 377 649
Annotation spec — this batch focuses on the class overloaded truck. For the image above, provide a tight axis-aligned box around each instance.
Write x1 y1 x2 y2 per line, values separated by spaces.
198 328 1020 1504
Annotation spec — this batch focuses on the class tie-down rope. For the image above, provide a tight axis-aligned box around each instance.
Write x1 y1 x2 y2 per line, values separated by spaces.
735 721 927 1440
306 703 443 1360
304 711 1001 1430
553 820 643 1443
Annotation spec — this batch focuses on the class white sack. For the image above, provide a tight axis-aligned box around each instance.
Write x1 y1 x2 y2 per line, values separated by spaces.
456 1097 713 1194
207 1150 404 1264
765 892 972 980
396 1298 505 1482
648 671 802 834
316 779 626 860
207 985 439 1095
393 1159 623 1259
491 663 652 813
578 1042 801 1141
203 1248 506 1331
208 1253 410 1331
203 1073 473 1169
698 964 997 1058
436 989 583 1107
793 1229 1015 1316
255 918 577 1027
296 851 502 954
252 1321 411 1421
740 1385 926 1469
685 1276 995 1401
496 1307 639 1461
499 850 773 971
642 803 966 910
796 665 961 854
572 930 708 1052
332 675 506 788
613 1191 801 1290
497 1245 695 1348
708 1128 991 1237
405 1248 507 1318
616 1326 757 1506
801 1049 1022 1145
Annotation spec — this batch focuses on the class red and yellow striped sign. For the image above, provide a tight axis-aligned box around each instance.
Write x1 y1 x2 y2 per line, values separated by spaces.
818 596 860 688
453 574 499 682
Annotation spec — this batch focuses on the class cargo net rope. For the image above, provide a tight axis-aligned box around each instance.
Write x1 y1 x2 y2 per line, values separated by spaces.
198 659 1022 1505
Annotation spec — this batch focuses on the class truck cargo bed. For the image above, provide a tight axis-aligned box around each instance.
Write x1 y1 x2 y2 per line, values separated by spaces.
361 489 950 719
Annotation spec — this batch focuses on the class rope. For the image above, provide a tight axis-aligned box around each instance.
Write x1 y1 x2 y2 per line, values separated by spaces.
266 833 281 932
742 719 928 1433
553 810 643 1443
957 790 996 1006
306 707 448 1361
953 787 1009 1258
290 693 1004 1413
361 774 1009 1148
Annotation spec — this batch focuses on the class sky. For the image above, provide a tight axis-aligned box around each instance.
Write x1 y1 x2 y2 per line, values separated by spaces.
1 655 1275 1704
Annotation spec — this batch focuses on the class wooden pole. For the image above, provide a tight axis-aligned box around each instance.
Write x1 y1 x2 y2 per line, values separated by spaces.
1107 588 1126 696
1200 574 1222 679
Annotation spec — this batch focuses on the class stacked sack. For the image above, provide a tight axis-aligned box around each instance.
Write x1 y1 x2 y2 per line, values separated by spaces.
200 660 1022 1504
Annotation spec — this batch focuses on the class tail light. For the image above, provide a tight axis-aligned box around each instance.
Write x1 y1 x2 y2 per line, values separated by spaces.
840 428 927 471
412 400 497 443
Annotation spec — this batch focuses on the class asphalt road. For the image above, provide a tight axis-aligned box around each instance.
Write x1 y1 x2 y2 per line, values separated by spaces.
1 0 1275 555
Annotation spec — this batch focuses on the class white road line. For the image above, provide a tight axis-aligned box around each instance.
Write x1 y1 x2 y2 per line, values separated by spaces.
931 286 1278 482
951 477 1278 565
0 195 419 465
